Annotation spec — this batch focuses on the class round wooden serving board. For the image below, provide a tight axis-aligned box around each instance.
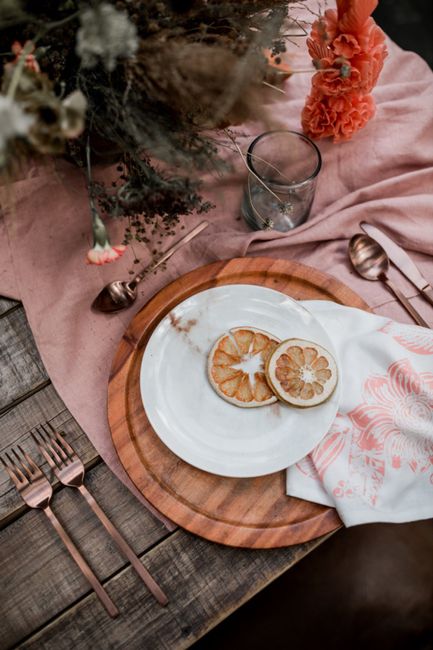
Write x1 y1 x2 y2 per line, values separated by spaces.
109 257 370 548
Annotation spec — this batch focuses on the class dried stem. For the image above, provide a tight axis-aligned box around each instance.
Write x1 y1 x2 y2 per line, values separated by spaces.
6 41 34 99
224 130 284 205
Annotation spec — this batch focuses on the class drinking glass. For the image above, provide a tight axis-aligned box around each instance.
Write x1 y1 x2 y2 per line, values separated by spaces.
241 130 322 232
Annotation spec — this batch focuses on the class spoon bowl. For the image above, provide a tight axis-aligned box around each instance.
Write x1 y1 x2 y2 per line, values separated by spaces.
348 232 429 328
92 280 137 313
348 233 389 280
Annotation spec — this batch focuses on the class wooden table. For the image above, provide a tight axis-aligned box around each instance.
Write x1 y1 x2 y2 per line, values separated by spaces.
0 296 334 650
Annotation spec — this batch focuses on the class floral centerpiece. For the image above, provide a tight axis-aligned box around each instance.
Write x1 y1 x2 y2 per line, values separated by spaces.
0 0 387 265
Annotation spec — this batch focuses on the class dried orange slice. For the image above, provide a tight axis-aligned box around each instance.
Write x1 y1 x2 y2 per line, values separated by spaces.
266 338 338 408
208 327 280 408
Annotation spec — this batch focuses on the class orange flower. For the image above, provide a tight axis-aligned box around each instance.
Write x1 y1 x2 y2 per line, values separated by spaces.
312 65 362 96
309 9 339 46
302 90 375 142
332 33 361 58
313 29 386 94
307 37 335 71
86 242 126 265
303 0 387 141
336 0 379 35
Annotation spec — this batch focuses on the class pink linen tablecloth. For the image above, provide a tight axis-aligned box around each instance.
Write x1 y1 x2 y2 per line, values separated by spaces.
1 28 432 525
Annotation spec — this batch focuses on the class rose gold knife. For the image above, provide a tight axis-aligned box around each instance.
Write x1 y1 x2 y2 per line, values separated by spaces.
360 222 433 307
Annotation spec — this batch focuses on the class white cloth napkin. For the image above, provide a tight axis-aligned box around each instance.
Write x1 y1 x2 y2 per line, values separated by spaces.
287 301 433 526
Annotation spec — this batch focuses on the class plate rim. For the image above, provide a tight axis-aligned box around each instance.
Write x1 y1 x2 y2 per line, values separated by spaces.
139 282 341 478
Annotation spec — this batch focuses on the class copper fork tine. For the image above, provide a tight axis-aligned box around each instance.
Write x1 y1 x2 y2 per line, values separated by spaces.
32 423 168 606
1 445 119 618
32 425 67 468
1 452 28 487
13 444 44 479
46 422 76 458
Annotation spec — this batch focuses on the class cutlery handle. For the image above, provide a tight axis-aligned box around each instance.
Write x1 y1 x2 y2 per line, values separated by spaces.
78 484 168 606
383 277 430 328
421 287 433 308
43 505 119 618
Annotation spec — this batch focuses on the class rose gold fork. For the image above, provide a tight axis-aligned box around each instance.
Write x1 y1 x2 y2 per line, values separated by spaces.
0 446 119 618
32 423 168 606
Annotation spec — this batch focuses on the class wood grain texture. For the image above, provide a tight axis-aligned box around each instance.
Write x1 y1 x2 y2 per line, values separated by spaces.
109 257 371 549
18 529 330 650
0 461 171 649
0 274 339 650
0 384 99 527
0 305 48 413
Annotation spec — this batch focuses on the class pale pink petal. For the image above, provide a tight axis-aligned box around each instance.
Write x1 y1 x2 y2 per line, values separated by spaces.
394 333 433 355
379 321 433 355
349 443 385 505
420 371 433 394
294 455 319 480
350 403 396 450
387 432 433 474
311 413 350 479
388 359 422 400
363 374 395 406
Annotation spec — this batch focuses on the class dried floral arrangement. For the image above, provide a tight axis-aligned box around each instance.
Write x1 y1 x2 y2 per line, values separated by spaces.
0 0 295 265
0 0 388 266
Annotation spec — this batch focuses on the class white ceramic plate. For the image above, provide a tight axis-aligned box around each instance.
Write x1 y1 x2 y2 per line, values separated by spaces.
140 284 340 477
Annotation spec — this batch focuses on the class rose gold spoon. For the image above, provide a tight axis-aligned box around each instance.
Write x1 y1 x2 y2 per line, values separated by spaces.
92 221 208 313
349 234 430 328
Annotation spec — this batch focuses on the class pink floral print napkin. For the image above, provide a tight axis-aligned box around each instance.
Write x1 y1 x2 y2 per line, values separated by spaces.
287 301 433 526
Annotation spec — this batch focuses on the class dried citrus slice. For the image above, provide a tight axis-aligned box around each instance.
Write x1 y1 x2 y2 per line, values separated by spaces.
208 327 280 408
266 338 338 408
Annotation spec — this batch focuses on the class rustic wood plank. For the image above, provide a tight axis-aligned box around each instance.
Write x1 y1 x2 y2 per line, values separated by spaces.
0 306 48 413
0 461 171 649
110 258 359 548
0 383 99 527
17 530 329 650
0 296 19 316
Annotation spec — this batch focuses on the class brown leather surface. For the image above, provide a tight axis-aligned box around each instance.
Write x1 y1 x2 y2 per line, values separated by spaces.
193 520 433 650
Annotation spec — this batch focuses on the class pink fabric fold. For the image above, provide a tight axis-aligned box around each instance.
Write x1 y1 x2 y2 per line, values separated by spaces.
1 31 432 525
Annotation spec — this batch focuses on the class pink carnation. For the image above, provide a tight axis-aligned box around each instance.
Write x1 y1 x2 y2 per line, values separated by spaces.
302 90 375 142
10 41 40 73
86 242 126 265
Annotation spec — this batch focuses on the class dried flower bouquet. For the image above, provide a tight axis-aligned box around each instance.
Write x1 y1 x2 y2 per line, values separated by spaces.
0 0 294 263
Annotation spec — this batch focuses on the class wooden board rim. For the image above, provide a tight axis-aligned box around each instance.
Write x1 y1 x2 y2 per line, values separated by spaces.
108 257 370 548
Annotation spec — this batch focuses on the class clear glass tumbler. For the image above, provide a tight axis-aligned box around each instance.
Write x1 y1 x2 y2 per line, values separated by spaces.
241 130 322 232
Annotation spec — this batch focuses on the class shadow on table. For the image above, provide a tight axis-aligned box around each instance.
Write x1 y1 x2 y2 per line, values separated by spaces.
192 520 433 650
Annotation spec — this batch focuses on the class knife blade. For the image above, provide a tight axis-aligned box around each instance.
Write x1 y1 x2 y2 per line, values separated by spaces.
360 222 433 307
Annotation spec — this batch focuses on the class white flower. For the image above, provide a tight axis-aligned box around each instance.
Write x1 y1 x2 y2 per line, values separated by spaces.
76 3 138 72
0 95 34 163
60 90 87 138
